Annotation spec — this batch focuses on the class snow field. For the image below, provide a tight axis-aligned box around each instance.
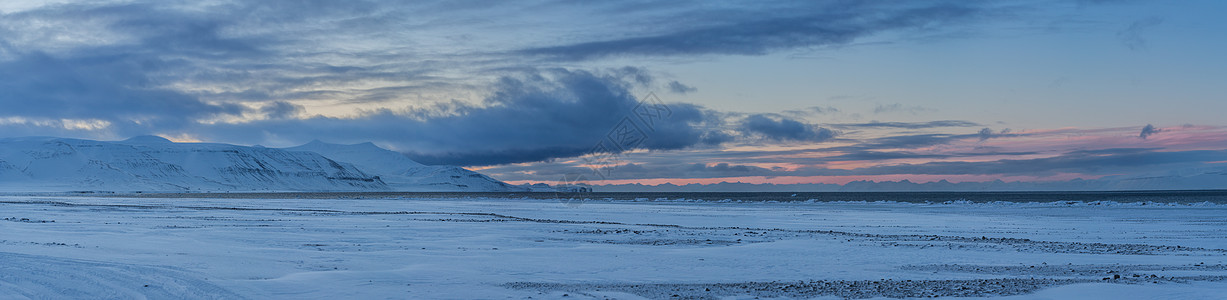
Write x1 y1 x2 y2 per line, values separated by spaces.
1 196 1226 299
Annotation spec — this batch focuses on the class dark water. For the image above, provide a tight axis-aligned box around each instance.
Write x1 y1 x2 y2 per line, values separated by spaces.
91 190 1227 204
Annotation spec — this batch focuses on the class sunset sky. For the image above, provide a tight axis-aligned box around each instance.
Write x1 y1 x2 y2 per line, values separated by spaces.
2 1 1226 186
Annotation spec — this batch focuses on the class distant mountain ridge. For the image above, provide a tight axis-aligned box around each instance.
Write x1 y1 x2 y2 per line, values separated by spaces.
0 136 522 192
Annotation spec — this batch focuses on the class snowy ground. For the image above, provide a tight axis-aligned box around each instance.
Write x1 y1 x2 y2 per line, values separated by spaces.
1 196 1226 299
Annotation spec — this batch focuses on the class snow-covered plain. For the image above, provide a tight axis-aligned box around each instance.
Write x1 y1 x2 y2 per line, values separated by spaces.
2 195 1226 299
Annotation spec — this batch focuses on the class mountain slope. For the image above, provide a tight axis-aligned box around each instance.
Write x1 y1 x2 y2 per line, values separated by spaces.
286 141 525 192
0 136 387 192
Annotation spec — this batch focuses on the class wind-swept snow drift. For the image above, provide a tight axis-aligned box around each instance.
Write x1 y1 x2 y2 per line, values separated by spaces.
0 136 520 192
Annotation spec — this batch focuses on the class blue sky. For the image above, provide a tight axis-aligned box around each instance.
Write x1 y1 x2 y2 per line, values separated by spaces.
2 0 1226 186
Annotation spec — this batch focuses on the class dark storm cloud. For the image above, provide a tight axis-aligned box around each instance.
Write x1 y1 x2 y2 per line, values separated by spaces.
740 114 838 142
0 52 244 132
518 2 980 60
0 1 292 136
197 68 723 166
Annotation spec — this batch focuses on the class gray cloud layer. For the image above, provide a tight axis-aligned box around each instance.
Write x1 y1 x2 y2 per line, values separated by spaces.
741 114 838 142
519 2 980 60
0 0 1152 174
193 68 726 165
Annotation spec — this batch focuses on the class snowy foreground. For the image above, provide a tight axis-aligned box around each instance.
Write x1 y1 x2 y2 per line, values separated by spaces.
2 196 1226 299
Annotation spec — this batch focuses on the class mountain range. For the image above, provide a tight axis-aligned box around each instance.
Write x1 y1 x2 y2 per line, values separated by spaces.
0 136 523 192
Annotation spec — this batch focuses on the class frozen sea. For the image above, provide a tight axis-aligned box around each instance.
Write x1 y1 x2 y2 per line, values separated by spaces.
2 191 1227 299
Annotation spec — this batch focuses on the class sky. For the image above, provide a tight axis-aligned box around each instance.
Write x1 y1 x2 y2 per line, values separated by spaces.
2 0 1226 187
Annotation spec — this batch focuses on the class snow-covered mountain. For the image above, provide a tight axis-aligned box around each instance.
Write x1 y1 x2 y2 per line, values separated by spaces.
0 136 522 192
286 140 525 192
0 136 386 192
